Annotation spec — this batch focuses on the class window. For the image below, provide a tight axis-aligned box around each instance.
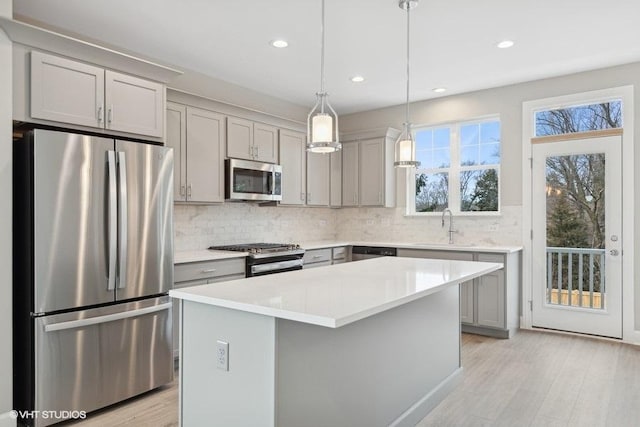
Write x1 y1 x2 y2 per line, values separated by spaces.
535 100 622 136
409 118 500 215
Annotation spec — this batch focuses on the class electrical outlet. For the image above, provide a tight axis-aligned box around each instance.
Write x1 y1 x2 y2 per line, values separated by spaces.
216 340 229 371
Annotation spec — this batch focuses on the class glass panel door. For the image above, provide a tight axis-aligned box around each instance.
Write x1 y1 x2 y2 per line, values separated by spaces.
531 135 622 338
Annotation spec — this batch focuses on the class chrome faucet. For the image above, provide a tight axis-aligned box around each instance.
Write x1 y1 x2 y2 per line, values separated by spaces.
441 208 457 244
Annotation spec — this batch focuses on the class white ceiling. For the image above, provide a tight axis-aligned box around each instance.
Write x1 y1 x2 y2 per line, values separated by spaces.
13 0 640 114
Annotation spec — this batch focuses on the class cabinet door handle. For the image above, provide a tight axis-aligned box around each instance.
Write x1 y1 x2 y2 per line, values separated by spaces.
201 268 217 273
254 146 259 159
250 146 254 158
97 105 103 123
300 192 305 201
187 184 192 200
107 105 113 124
180 185 186 197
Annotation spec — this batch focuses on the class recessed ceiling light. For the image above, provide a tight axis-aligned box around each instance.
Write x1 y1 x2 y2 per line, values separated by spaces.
270 39 289 48
350 75 365 83
433 87 447 93
497 40 514 49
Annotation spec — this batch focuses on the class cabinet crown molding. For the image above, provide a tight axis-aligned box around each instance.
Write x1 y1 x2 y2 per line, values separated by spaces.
341 127 401 143
1 16 182 83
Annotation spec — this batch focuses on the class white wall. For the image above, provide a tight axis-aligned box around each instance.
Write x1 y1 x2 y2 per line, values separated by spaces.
0 1 13 425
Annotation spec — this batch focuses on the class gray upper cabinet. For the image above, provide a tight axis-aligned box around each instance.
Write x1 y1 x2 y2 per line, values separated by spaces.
279 129 306 205
226 117 253 160
330 150 342 207
30 51 165 138
253 122 279 163
167 102 225 203
341 142 359 206
227 117 278 163
31 51 104 128
166 102 187 202
341 129 396 208
104 70 164 137
359 138 385 206
306 152 330 206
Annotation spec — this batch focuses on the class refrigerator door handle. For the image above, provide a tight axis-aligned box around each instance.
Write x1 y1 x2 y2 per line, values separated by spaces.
107 151 118 291
117 151 128 289
43 302 172 333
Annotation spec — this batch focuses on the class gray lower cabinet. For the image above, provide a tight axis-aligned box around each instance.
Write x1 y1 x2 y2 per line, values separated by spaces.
173 258 245 357
396 248 520 338
303 248 332 269
331 246 349 264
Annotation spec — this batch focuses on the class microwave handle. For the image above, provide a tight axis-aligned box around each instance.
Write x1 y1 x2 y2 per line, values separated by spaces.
269 172 275 194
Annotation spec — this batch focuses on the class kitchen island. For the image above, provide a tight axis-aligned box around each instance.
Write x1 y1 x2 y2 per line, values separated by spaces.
170 257 502 427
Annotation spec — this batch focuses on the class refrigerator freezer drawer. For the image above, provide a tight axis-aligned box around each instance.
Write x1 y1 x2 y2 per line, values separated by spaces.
32 297 173 427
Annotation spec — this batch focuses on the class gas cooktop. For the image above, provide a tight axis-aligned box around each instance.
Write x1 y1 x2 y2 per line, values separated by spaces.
208 243 302 256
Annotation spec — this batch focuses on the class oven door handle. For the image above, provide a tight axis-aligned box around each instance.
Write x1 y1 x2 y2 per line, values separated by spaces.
251 259 304 275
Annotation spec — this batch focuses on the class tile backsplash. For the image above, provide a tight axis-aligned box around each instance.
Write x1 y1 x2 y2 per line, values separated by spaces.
174 203 523 251
335 205 522 246
173 204 339 251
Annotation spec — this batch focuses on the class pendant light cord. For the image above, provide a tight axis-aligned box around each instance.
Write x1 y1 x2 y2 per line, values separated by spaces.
320 0 326 95
405 4 411 127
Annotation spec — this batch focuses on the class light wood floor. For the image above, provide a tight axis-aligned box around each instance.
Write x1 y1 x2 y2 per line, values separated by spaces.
62 330 640 426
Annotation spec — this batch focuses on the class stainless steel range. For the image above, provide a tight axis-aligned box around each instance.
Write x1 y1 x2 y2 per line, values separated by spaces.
209 243 305 277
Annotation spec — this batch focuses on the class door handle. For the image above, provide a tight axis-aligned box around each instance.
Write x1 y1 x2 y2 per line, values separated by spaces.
610 249 620 256
107 105 114 124
180 185 186 197
117 151 128 289
97 105 104 123
106 151 117 291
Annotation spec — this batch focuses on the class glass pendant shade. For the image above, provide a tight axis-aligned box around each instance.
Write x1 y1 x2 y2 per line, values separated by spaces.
394 123 420 167
308 93 341 153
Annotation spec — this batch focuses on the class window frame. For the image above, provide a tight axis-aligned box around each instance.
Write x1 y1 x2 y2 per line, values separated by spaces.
406 116 502 216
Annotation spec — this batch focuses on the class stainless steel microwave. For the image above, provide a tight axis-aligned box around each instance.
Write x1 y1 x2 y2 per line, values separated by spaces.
225 158 282 201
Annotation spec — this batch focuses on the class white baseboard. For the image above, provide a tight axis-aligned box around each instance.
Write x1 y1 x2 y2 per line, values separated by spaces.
390 367 464 427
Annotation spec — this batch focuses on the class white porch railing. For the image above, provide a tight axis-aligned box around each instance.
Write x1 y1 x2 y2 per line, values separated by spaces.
546 247 606 309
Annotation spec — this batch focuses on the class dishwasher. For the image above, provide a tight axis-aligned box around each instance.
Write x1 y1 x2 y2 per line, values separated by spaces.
351 246 397 261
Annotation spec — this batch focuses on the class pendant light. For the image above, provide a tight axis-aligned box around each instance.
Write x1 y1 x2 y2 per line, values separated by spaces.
394 0 420 168
307 0 341 153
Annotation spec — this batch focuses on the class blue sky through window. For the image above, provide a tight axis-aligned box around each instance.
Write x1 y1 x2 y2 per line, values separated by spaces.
415 127 450 169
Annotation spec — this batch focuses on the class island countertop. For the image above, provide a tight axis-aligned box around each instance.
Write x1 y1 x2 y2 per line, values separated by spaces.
170 257 502 328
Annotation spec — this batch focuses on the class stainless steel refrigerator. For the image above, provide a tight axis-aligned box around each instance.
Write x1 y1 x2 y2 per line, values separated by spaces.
13 129 174 427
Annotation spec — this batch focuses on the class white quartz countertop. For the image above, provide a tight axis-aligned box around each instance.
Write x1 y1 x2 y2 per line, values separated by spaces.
170 257 502 328
174 241 522 264
174 250 248 264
